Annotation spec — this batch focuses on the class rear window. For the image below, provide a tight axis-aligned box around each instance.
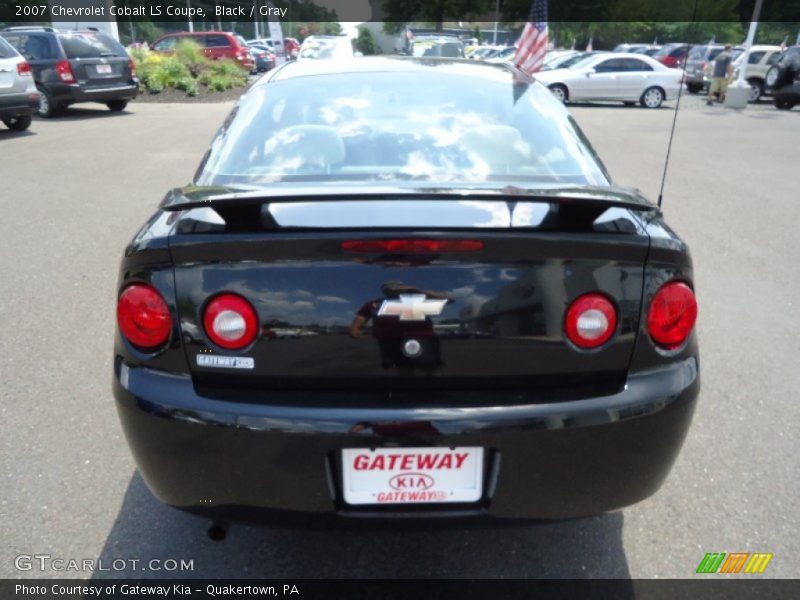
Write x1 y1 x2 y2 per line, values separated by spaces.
0 36 18 59
196 69 609 188
58 32 127 58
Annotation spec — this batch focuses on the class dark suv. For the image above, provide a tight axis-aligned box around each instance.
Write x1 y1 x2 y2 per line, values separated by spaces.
0 27 138 117
765 46 800 110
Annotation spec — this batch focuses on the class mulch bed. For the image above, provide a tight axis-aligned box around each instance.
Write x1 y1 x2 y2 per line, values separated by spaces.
132 82 253 104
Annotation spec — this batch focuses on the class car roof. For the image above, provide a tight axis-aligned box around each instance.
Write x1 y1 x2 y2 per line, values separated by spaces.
261 56 520 85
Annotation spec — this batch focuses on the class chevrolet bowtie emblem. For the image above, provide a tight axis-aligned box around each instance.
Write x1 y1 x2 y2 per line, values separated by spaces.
377 294 447 321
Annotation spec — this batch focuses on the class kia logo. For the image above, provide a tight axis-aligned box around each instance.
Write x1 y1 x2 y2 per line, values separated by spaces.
389 472 434 491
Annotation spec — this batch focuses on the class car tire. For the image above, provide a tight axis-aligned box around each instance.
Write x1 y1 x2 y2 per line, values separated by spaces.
765 65 788 90
3 114 32 131
106 100 128 112
686 83 703 94
548 84 568 103
36 85 60 118
747 79 763 103
774 97 795 110
640 86 664 109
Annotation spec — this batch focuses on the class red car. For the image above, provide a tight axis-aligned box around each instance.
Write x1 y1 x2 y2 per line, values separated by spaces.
151 31 254 71
653 43 689 68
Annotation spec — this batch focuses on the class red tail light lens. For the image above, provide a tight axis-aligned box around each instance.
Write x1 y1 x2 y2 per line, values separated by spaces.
564 293 617 349
341 239 484 253
128 58 137 77
203 294 259 349
55 60 76 83
117 284 172 350
647 281 697 349
17 61 31 76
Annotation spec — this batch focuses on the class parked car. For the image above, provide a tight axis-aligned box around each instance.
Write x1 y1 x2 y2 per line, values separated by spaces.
151 31 253 72
468 45 505 60
113 57 699 526
731 45 783 102
764 45 800 109
536 53 682 108
283 37 300 60
409 36 465 58
484 46 516 64
298 35 354 60
634 46 662 57
0 34 38 130
613 43 651 53
249 45 275 74
652 43 689 68
0 26 138 117
541 51 603 71
683 44 744 94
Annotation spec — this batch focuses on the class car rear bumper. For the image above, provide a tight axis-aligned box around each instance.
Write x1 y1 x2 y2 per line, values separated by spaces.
0 90 39 118
49 81 139 105
113 356 699 521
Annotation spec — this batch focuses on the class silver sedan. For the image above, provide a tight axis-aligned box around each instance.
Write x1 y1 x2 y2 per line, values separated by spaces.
535 52 682 108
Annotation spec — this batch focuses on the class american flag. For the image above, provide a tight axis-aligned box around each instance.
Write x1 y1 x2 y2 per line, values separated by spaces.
513 0 549 75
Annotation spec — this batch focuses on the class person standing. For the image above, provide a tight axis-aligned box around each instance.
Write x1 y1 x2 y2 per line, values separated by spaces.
707 44 734 105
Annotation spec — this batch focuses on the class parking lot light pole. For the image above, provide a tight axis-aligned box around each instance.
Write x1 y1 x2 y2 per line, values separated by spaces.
725 0 763 109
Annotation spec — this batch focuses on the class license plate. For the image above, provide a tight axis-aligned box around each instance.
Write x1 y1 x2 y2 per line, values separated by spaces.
341 447 484 505
96 64 112 74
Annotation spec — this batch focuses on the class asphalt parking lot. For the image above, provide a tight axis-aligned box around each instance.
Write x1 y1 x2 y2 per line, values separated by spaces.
0 97 798 579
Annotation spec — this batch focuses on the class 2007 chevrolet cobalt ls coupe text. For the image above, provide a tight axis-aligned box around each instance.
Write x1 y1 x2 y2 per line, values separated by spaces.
113 57 699 524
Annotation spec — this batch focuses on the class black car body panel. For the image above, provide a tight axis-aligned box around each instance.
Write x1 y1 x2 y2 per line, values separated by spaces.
113 57 699 521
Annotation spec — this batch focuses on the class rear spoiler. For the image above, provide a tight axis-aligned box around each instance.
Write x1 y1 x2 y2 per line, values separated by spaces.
160 185 659 213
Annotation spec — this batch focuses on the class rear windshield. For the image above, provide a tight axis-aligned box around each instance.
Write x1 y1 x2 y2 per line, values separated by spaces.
0 36 18 59
196 69 609 188
58 32 127 58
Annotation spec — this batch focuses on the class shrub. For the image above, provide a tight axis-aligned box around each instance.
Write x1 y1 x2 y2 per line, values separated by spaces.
173 40 207 75
132 43 248 96
145 79 163 94
210 76 227 92
176 77 198 96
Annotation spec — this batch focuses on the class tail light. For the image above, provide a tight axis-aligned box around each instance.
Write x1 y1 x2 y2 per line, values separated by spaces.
117 284 172 350
128 58 137 78
564 293 617 349
341 239 484 253
647 281 697 349
203 293 259 349
17 61 31 76
55 59 76 83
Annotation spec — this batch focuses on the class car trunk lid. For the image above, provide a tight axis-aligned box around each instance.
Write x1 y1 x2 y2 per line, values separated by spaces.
165 187 654 394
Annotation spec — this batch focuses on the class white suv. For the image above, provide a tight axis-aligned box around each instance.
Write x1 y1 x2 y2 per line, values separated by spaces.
0 35 38 131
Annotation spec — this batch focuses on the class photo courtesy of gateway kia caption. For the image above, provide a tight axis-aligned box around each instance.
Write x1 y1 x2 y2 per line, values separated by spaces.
1 0 798 592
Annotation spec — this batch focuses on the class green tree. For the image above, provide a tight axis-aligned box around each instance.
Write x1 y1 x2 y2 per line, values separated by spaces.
381 0 493 33
356 26 377 55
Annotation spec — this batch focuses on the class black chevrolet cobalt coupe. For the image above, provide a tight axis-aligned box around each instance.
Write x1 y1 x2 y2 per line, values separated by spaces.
114 57 699 523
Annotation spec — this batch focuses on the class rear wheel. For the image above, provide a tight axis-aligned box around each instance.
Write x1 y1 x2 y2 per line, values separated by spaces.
36 85 60 118
764 65 785 90
3 114 32 131
747 79 763 103
686 83 703 94
640 86 664 109
774 97 795 110
106 100 128 112
548 84 568 103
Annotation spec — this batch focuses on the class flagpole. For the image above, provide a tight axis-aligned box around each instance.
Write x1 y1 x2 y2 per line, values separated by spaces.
493 0 499 44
